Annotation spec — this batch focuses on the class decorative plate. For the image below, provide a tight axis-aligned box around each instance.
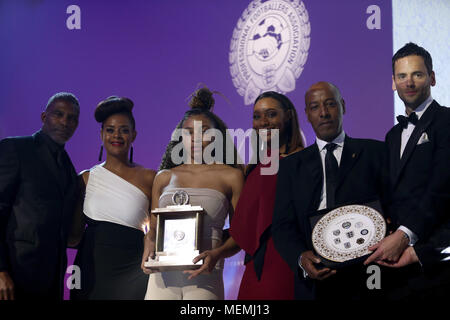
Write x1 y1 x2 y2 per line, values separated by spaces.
312 205 386 263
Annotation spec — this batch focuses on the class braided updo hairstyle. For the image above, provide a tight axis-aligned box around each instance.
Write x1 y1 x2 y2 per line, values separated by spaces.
158 86 240 170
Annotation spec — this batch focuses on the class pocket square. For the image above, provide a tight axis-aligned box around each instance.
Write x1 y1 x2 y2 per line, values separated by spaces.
417 132 430 145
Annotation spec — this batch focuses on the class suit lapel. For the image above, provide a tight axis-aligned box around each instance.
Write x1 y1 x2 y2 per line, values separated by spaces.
336 136 361 190
395 102 436 184
33 132 65 193
61 161 78 228
388 125 403 186
298 144 323 215
62 151 77 196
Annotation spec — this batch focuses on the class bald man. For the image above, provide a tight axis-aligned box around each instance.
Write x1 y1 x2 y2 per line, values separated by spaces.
272 82 387 300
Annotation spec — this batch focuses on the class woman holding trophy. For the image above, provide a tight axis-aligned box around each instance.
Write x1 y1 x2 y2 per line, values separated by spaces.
185 91 305 299
142 86 244 300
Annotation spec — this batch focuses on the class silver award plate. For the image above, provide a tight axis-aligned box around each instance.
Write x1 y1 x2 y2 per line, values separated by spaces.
163 218 196 252
312 204 386 263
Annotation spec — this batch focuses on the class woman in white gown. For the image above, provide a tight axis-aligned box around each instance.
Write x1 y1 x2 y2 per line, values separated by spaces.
142 87 244 300
69 96 155 300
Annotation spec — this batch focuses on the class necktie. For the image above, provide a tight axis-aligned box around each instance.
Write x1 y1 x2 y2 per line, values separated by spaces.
396 112 418 129
325 143 338 209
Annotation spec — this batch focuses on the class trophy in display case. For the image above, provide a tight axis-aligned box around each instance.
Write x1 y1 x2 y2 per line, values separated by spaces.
310 201 386 268
144 190 204 271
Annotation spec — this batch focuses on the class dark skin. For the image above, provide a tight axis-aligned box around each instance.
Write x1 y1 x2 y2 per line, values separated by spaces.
141 115 245 275
181 99 303 280
0 99 80 300
304 81 345 143
302 82 408 276
68 113 156 248
0 272 14 300
253 97 291 154
300 81 349 280
41 100 79 145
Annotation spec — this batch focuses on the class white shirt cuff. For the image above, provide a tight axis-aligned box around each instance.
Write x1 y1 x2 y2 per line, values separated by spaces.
398 226 418 246
298 254 308 278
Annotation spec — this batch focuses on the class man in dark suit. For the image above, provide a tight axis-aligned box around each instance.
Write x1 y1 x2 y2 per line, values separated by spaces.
364 43 450 298
0 92 80 300
272 81 386 299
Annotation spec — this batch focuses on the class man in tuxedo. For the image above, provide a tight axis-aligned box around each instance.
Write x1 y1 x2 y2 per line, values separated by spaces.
0 92 80 300
272 81 386 299
364 43 450 298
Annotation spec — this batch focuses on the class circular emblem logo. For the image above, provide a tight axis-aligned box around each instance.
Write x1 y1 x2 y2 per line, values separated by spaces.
230 0 311 105
173 230 186 241
172 190 189 205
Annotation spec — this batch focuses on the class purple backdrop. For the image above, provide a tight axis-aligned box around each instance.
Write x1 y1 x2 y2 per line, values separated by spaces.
0 0 393 300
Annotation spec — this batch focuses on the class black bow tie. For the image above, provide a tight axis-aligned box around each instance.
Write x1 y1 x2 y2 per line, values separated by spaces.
397 112 418 129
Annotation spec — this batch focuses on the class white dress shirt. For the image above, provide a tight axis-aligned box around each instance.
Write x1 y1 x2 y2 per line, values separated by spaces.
400 95 433 157
397 95 433 246
298 130 345 275
316 130 346 211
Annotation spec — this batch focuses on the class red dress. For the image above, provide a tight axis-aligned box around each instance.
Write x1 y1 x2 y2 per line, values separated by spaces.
230 161 294 300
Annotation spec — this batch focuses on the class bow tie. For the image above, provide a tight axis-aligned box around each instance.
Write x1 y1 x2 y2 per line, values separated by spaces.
397 112 418 129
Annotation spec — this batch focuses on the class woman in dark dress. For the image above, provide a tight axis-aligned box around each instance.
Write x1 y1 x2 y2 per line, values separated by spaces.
69 96 155 300
186 91 305 299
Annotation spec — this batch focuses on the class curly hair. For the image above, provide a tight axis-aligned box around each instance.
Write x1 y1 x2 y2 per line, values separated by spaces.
158 86 241 171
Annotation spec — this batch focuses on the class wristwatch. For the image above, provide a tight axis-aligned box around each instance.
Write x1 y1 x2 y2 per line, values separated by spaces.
401 230 411 244
298 254 309 279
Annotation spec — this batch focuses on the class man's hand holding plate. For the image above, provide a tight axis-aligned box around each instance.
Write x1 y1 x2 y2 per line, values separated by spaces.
364 229 409 265
301 251 336 280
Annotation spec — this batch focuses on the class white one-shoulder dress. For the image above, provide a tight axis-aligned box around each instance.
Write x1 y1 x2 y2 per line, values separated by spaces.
71 164 149 300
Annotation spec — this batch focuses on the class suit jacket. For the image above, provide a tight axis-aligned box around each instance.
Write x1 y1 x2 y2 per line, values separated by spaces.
0 131 79 299
272 135 386 299
384 100 450 296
